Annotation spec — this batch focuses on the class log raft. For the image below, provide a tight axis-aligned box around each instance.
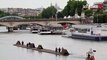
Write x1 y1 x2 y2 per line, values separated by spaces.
13 44 70 56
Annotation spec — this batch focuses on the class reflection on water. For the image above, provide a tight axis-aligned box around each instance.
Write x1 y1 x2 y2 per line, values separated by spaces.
0 30 107 60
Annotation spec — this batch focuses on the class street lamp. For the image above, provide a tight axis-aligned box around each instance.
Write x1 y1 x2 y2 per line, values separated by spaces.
55 10 61 21
55 11 58 21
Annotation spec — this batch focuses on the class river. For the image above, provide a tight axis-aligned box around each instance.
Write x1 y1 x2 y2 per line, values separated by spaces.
0 30 107 60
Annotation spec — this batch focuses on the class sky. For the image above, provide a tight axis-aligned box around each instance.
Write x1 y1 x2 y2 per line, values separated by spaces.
0 0 104 9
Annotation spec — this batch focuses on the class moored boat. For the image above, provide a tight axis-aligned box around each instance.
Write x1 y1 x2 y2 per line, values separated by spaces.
71 24 107 41
31 28 39 33
30 26 40 33
62 28 74 38
38 27 63 35
38 28 52 35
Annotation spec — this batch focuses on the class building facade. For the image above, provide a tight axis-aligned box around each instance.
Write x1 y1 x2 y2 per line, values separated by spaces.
90 2 103 11
0 8 43 16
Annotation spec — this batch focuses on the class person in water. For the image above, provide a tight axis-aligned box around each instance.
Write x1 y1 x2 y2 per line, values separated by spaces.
21 41 24 45
58 48 61 53
16 41 21 45
86 48 95 60
55 48 57 52
37 45 43 49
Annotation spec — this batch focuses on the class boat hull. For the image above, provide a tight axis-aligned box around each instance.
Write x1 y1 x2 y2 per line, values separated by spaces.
71 34 107 41
38 32 62 35
31 31 38 33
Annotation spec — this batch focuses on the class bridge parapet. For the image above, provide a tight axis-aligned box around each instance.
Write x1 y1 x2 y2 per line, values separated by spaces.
0 19 80 27
0 19 79 22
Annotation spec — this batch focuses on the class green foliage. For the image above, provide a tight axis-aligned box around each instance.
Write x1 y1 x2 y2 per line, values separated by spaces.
62 0 87 16
41 6 57 18
57 12 64 18
0 10 17 17
94 9 103 15
93 14 107 23
23 16 42 19
0 11 10 17
92 6 105 23
84 9 93 17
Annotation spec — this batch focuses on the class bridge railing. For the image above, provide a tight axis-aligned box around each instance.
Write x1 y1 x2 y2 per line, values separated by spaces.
0 18 79 22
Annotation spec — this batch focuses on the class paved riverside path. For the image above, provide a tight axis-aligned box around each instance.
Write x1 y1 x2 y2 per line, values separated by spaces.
13 44 69 56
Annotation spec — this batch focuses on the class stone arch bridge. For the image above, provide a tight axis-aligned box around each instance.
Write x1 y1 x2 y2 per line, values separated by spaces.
0 16 80 32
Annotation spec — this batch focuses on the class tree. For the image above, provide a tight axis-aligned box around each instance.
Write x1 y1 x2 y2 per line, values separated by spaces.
77 0 87 16
93 14 107 23
62 0 76 16
62 0 87 16
84 9 93 17
41 6 57 18
93 7 105 23
57 12 64 18
94 9 103 15
0 10 11 17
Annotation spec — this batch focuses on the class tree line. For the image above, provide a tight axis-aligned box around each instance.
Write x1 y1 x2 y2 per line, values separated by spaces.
0 0 107 23
41 0 87 18
0 10 10 17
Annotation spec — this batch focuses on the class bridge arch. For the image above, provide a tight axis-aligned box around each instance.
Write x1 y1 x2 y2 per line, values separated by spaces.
13 22 44 27
0 23 9 27
15 23 44 30
0 16 24 20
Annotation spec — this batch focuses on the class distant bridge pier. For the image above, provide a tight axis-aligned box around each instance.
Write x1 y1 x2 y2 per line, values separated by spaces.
7 27 13 32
